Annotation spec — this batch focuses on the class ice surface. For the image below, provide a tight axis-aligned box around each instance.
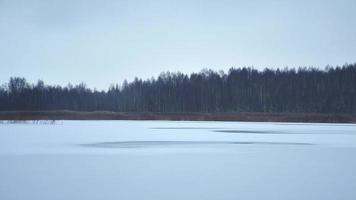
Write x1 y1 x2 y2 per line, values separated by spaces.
1 121 356 200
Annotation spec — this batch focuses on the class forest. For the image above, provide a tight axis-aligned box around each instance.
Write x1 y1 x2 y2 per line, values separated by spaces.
0 64 355 114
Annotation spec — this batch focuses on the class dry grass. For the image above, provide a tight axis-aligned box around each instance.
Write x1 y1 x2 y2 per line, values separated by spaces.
0 110 355 123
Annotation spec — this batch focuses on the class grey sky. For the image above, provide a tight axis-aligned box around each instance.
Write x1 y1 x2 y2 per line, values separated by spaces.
0 0 355 89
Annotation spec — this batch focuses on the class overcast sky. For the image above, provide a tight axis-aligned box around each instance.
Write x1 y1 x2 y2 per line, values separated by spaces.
0 0 355 89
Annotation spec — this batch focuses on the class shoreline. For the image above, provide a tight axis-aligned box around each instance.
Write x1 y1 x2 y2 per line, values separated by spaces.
0 111 355 123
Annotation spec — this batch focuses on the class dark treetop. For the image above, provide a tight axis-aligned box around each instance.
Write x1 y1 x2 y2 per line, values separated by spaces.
1 64 355 114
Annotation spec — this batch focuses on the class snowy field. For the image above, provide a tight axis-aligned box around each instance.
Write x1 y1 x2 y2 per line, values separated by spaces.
0 120 356 200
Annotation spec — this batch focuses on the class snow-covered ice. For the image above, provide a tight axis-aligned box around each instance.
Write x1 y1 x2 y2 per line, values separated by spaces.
1 120 356 200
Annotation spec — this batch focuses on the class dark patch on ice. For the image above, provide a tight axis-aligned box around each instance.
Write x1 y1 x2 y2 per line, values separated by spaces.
81 141 313 148
151 127 221 130
214 129 356 135
213 130 284 134
269 123 356 126
151 127 282 134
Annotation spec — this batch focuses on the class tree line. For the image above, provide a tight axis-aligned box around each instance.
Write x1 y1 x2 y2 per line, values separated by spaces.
0 64 355 114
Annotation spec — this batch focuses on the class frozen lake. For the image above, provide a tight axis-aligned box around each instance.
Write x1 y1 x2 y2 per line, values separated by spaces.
1 120 356 200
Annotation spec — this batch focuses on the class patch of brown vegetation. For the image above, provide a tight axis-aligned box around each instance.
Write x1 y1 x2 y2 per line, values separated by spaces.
0 111 355 123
